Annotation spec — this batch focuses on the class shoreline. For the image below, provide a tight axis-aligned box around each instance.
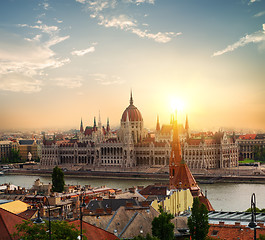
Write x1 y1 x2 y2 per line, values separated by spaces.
4 169 265 184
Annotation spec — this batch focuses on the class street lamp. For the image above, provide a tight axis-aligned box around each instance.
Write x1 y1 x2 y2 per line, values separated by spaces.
248 193 257 240
34 196 51 240
79 193 86 240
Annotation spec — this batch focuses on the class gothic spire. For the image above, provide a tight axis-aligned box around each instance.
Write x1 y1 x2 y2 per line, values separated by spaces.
130 89 133 105
156 115 160 131
80 118 84 133
107 117 110 132
185 114 189 131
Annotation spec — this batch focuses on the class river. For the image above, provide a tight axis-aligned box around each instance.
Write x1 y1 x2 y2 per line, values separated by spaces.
1 174 265 212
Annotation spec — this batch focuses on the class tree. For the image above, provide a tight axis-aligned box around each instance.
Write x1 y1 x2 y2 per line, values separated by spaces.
188 197 210 240
52 166 65 193
13 220 86 240
132 233 159 240
259 234 265 240
152 205 174 240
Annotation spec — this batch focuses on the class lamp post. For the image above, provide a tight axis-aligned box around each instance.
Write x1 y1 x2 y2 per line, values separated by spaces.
248 193 257 240
79 192 86 240
34 196 51 240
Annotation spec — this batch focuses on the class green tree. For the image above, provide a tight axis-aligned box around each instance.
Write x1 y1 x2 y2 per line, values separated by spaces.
10 148 21 163
188 197 210 240
132 233 159 240
52 166 65 193
13 220 86 240
258 234 265 240
152 205 174 240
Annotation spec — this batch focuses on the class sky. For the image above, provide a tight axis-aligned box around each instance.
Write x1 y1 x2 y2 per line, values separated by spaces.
0 0 265 132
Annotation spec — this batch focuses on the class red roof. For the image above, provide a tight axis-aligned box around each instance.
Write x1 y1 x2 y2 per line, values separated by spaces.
70 220 118 240
121 104 143 122
0 208 25 240
198 195 214 212
209 222 265 240
238 134 257 140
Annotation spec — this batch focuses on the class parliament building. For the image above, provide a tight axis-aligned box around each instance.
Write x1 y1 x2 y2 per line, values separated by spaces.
40 92 238 170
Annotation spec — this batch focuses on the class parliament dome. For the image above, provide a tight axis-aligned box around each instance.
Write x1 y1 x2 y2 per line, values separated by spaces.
121 92 143 122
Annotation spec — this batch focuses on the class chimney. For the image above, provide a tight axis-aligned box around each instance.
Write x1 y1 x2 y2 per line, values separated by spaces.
129 187 136 193
126 202 134 208
137 186 144 191
141 201 149 207
234 222 240 227
106 207 112 214
95 208 104 214
219 221 225 226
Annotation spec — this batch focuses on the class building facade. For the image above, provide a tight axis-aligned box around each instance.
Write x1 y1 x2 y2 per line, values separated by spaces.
40 92 239 170
237 134 265 160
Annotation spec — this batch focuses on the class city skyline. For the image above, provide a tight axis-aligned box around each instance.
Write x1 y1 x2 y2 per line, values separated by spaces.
0 0 265 131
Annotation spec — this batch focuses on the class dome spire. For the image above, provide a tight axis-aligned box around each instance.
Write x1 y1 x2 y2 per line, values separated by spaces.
130 89 133 105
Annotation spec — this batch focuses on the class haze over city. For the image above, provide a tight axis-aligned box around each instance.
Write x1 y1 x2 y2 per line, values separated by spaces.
0 0 265 131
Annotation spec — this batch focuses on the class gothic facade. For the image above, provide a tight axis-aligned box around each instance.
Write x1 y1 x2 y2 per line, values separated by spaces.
40 93 239 170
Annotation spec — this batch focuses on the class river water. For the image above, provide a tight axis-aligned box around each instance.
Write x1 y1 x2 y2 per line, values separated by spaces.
1 174 265 212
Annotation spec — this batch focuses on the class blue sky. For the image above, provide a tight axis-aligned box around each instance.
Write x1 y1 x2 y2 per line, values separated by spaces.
0 0 265 131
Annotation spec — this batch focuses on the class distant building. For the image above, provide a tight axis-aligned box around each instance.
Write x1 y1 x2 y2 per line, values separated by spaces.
0 140 18 162
18 139 40 161
183 132 238 169
237 134 265 160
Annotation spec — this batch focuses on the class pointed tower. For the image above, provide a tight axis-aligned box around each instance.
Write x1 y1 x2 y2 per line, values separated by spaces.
185 114 189 139
80 118 84 133
93 116 97 131
169 111 200 196
106 118 110 132
130 89 133 105
156 115 160 131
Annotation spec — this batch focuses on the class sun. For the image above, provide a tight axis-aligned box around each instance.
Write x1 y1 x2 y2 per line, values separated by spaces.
170 97 185 113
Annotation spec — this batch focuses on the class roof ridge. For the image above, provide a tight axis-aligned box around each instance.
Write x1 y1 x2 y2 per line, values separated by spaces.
118 212 138 238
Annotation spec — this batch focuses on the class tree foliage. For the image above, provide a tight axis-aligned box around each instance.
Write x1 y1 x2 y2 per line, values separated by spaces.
152 205 174 240
52 166 65 193
254 146 265 162
132 233 159 240
188 197 210 240
13 220 86 240
246 207 265 213
258 234 265 240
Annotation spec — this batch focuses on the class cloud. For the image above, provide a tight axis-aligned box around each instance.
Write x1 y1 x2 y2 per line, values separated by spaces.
0 22 70 93
249 0 259 3
76 0 179 43
0 73 42 93
54 76 83 88
213 24 265 56
71 46 95 56
254 11 265 17
39 2 50 10
91 73 124 85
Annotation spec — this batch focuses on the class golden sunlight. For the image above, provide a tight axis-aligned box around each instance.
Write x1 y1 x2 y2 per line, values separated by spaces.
169 97 185 113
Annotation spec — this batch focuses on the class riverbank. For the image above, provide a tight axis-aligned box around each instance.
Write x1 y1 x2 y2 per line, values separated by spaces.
4 169 265 184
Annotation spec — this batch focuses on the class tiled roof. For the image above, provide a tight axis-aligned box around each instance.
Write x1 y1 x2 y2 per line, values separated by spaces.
208 222 265 240
87 199 140 212
69 220 119 240
18 209 38 220
105 206 159 239
121 104 143 122
199 195 214 212
0 208 25 240
139 185 168 197
238 134 257 140
0 200 30 214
